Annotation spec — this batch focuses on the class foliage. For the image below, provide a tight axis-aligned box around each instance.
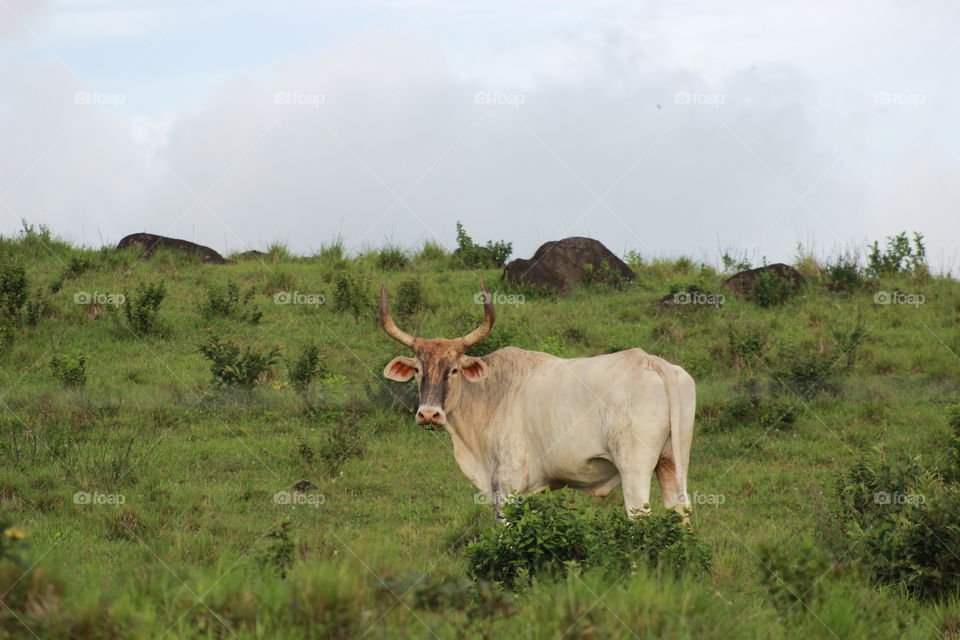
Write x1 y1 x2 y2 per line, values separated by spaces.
726 323 769 371
758 538 832 617
867 231 926 277
376 247 409 271
258 520 295 579
581 260 630 289
394 277 427 322
721 251 752 274
333 273 370 323
288 344 326 394
198 334 279 388
833 447 960 600
748 269 796 308
465 491 710 588
825 254 864 292
453 222 513 269
772 346 839 398
315 410 365 476
0 263 27 318
415 240 448 262
123 281 166 336
50 352 87 388
698 395 798 432
201 282 262 324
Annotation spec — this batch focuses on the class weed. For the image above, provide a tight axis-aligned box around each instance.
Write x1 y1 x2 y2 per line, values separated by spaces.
50 352 87 388
453 222 512 269
122 281 166 336
198 334 280 388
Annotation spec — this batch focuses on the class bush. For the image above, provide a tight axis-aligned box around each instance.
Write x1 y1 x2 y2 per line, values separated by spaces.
0 264 27 319
198 334 280 388
698 395 798 432
202 282 262 324
825 254 863 292
453 222 512 269
772 347 839 398
288 344 326 394
867 231 926 278
748 269 796 307
395 278 426 322
465 491 710 588
727 324 769 371
50 352 87 388
415 241 447 262
376 247 408 271
944 404 960 481
833 447 960 600
24 288 47 326
581 260 630 289
830 316 867 372
758 538 832 617
315 410 365 475
333 273 370 323
123 281 166 336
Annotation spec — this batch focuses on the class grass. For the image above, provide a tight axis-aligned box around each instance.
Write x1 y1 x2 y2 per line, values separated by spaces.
0 228 958 638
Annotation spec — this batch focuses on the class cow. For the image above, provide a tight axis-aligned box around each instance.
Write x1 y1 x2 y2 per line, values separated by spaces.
380 281 696 521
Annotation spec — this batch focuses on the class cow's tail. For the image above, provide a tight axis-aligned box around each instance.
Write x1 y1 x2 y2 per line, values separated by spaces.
648 356 688 514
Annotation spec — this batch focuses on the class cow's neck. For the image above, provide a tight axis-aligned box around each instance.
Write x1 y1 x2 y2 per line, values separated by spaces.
442 348 533 489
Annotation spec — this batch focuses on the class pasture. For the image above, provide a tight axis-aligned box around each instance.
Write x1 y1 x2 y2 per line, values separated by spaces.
1 225 959 639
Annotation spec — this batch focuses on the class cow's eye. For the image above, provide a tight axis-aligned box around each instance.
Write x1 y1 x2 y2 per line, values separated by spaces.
450 368 459 376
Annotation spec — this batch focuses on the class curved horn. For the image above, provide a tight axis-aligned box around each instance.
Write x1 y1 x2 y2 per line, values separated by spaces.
379 282 416 348
461 280 496 348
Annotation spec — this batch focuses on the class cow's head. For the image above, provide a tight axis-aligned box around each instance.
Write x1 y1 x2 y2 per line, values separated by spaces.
380 281 495 428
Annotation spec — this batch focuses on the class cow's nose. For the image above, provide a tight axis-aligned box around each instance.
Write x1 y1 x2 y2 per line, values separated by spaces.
415 407 445 426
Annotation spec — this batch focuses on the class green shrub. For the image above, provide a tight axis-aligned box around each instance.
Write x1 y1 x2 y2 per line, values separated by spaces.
258 520 295 579
376 247 408 271
825 254 863 292
24 288 47 326
123 281 166 336
333 273 370 323
453 222 512 269
198 334 280 388
721 251 752 274
0 264 27 318
727 323 769 370
50 352 87 388
395 278 426 322
415 241 448 262
944 404 960 481
772 347 839 398
698 395 798 432
758 538 832 617
833 447 960 600
830 316 867 372
315 410 365 475
288 344 326 394
581 260 630 289
867 231 926 277
202 282 262 324
465 491 710 588
748 269 796 307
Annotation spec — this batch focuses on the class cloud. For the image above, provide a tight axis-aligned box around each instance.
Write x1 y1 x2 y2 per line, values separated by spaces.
1 3 958 273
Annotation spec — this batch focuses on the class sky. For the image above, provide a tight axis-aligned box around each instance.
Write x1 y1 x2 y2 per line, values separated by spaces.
1 0 958 272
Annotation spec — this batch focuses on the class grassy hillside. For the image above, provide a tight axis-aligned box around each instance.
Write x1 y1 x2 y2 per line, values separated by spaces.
1 224 958 639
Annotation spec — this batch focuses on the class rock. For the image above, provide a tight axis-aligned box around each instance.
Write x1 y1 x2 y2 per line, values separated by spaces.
116 233 228 264
503 237 635 293
723 263 803 298
237 250 268 260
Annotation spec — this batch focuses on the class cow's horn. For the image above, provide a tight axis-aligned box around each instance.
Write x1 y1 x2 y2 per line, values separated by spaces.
460 280 496 348
379 282 416 348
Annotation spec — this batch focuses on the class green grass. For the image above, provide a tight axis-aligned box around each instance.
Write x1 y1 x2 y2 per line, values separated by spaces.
1 229 958 638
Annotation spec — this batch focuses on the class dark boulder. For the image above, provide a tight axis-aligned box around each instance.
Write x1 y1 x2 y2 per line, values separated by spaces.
723 263 802 297
503 237 635 293
116 233 228 264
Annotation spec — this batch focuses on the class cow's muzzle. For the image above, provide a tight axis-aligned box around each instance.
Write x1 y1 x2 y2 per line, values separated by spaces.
415 406 446 427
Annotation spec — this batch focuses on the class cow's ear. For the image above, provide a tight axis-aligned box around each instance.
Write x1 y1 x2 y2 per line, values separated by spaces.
384 356 417 382
459 356 488 382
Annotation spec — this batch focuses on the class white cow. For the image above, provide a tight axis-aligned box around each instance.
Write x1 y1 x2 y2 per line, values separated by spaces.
380 282 696 520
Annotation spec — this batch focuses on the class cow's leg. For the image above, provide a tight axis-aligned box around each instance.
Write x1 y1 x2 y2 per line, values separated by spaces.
489 461 527 523
655 456 680 509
